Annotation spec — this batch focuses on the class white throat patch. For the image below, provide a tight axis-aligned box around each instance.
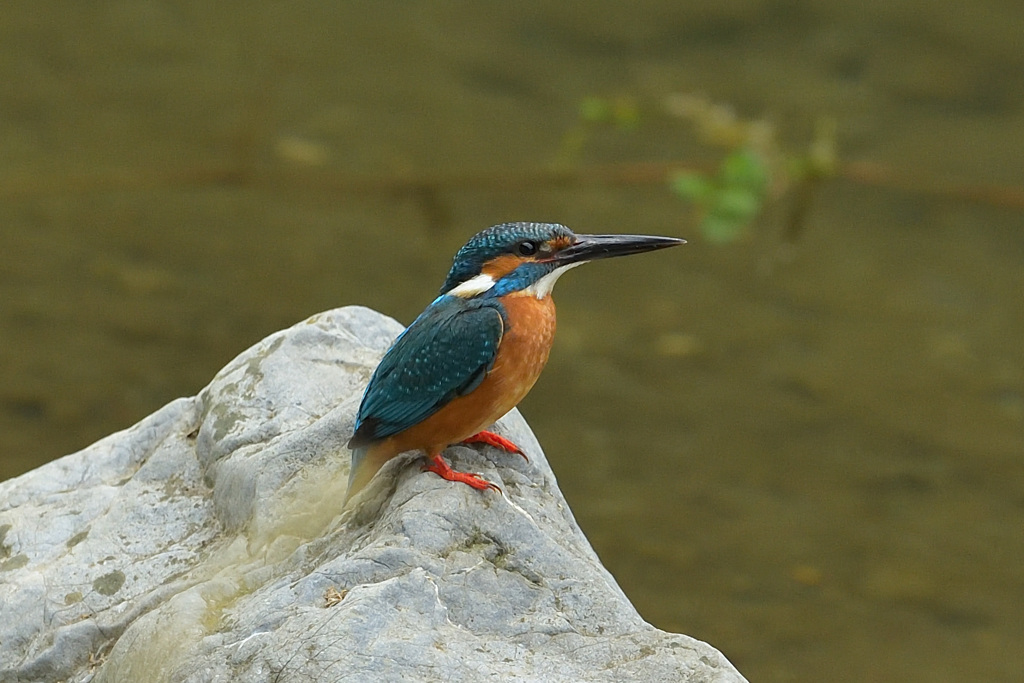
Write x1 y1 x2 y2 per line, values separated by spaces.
448 272 496 298
522 262 581 299
447 262 582 300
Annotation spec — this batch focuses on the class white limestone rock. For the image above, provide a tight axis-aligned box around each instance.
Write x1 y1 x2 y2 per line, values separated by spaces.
0 306 745 683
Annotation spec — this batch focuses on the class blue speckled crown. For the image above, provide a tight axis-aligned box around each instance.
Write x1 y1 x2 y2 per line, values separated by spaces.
439 222 573 295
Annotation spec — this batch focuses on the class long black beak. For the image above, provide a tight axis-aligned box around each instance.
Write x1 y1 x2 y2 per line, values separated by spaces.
548 233 685 266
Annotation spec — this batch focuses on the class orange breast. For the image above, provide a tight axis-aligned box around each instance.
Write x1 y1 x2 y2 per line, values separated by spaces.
380 294 557 458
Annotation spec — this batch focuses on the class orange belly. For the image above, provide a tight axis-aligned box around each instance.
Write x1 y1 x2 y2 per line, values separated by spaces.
376 294 556 460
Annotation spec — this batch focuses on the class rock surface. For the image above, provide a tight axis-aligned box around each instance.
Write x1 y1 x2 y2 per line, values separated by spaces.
0 306 746 683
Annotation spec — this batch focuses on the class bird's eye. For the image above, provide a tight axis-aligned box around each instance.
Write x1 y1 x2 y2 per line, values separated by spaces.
516 240 539 256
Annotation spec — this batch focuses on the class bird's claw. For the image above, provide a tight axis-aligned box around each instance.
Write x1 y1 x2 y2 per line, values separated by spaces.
461 430 528 462
423 454 501 493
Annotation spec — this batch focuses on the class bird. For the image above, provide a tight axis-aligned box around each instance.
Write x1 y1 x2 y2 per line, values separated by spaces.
345 222 684 501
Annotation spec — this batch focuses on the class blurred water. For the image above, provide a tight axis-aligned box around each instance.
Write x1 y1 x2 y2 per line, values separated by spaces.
2 2 1022 681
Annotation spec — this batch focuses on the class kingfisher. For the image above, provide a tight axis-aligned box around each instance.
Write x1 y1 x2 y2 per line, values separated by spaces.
345 222 684 501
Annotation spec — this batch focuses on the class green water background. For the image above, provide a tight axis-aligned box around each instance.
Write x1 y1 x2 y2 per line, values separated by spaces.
2 2 1022 681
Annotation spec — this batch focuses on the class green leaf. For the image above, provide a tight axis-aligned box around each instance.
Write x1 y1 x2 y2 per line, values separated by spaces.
579 97 612 123
720 148 768 194
669 171 715 203
714 187 762 222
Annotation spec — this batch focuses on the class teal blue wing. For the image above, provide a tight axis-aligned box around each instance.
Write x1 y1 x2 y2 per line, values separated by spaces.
347 298 505 448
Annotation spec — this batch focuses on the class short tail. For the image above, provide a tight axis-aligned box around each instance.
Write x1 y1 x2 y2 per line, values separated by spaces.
344 444 390 503
343 446 368 503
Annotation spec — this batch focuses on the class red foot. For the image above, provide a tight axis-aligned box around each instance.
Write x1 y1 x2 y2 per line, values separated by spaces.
462 430 528 461
423 454 500 493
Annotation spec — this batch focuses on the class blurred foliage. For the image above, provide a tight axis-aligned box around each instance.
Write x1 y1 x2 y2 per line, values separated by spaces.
555 95 642 167
559 93 838 245
670 148 768 244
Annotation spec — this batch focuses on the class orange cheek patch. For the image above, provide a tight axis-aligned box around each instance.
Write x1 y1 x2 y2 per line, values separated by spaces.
482 254 525 279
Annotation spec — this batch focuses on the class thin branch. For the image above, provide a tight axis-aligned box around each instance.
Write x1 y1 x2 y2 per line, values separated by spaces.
2 159 1022 212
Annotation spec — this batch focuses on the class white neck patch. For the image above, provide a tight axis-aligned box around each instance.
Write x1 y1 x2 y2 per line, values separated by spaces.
448 272 496 298
447 262 582 300
522 262 581 299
